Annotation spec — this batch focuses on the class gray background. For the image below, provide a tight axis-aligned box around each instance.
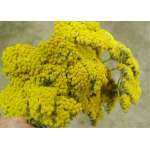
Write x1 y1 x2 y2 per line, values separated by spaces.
0 22 149 127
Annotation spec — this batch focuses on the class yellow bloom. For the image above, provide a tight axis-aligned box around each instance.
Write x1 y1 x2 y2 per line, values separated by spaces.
120 94 131 112
0 21 141 127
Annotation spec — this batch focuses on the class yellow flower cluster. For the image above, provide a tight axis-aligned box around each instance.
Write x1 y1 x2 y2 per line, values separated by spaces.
0 85 27 117
120 94 131 112
0 21 141 127
54 22 114 55
26 85 82 127
117 64 141 112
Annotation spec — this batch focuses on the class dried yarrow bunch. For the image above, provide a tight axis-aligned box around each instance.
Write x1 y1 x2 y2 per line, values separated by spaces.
0 22 141 127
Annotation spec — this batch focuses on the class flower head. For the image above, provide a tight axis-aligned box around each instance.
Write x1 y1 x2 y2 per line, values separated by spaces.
0 22 141 127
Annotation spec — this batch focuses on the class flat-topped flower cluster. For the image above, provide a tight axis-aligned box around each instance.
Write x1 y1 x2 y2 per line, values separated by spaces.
0 22 141 127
